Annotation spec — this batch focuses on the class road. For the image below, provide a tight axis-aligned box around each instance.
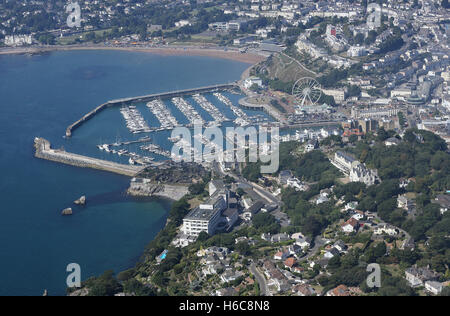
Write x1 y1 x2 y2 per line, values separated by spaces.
250 263 270 296
303 236 328 260
212 162 288 225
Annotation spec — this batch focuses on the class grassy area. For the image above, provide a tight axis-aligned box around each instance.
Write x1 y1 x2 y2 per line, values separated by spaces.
383 264 403 279
56 28 114 45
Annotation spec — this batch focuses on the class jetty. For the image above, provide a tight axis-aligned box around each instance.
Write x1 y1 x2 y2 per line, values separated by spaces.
65 83 238 137
34 137 145 177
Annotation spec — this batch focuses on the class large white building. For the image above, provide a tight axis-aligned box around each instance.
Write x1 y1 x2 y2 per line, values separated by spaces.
349 161 378 186
322 88 347 103
4 35 32 46
332 151 356 174
351 107 400 119
347 46 367 57
332 151 378 186
182 190 228 237
243 76 264 89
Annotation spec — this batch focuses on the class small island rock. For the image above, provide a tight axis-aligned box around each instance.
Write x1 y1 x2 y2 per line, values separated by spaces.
74 196 86 205
61 208 73 216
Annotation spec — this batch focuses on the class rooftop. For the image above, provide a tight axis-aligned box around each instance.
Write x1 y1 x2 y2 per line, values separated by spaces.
185 206 219 221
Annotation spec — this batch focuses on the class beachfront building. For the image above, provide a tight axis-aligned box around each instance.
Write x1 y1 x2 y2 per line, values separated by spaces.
4 35 33 46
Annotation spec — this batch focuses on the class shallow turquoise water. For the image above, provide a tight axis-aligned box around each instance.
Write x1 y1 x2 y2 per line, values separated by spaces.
0 50 249 295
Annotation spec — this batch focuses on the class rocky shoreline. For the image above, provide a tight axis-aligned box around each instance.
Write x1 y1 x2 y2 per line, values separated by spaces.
127 178 189 201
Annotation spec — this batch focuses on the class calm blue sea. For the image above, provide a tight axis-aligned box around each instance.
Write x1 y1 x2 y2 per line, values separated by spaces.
0 50 250 296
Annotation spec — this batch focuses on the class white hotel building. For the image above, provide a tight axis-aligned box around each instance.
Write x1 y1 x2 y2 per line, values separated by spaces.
182 191 228 237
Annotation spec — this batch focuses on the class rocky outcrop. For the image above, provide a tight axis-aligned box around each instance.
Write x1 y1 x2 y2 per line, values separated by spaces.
61 208 73 216
127 178 189 201
74 196 86 205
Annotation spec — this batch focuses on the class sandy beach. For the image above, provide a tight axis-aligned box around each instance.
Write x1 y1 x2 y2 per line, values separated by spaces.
0 44 267 64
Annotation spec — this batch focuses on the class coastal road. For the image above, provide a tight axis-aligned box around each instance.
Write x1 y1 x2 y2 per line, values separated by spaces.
250 263 270 296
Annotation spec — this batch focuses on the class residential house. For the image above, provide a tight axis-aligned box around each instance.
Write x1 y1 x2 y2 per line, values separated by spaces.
341 218 359 233
324 247 340 259
402 237 416 251
326 285 362 296
397 195 414 212
203 262 225 276
425 281 443 295
305 139 319 152
215 287 237 296
279 170 293 184
287 244 303 257
316 192 330 205
273 250 290 261
344 201 359 211
326 285 351 296
333 240 348 253
374 225 399 237
433 194 450 215
261 233 271 241
351 210 365 221
295 236 312 249
286 178 309 191
405 267 440 287
263 260 290 293
292 284 316 296
284 257 297 270
271 233 291 243
220 268 243 284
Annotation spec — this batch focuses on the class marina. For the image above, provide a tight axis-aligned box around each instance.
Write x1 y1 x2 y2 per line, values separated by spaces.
192 94 229 126
120 105 151 134
65 83 238 138
140 144 172 159
146 99 179 130
214 92 251 126
171 97 205 125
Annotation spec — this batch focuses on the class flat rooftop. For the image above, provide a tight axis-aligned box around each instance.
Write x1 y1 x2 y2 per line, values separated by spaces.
185 206 219 221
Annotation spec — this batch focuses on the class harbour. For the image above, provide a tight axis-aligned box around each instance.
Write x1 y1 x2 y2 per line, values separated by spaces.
0 49 251 296
65 83 238 138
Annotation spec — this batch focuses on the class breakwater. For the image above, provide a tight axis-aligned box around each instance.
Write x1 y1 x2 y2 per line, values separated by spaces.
34 137 144 177
65 83 239 137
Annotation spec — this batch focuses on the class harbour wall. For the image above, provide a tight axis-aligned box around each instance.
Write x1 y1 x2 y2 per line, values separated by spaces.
34 137 145 177
65 83 239 137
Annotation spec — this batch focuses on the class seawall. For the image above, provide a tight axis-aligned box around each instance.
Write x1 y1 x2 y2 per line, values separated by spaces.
34 137 144 177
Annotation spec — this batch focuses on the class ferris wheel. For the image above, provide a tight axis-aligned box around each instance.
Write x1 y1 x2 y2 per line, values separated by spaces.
292 77 322 107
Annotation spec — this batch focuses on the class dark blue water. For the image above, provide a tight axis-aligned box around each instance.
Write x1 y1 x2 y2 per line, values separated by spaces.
0 50 249 296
